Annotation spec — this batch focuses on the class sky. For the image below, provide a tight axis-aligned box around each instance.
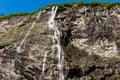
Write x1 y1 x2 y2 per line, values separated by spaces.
0 0 120 15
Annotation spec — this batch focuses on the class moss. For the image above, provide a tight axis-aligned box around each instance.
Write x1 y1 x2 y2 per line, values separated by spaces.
46 57 53 63
31 25 39 32
0 38 13 47
5 29 14 36
100 57 118 63
27 35 38 43
23 19 30 23
5 28 22 36
85 76 89 80
73 7 79 12
90 72 96 78
23 16 32 24
116 40 120 48
0 29 14 46
15 28 23 35
100 57 109 63
44 57 58 64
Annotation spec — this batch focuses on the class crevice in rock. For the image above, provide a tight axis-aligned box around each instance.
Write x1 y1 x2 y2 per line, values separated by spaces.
0 44 8 49
21 72 34 80
67 67 83 79
85 65 96 75
61 28 71 46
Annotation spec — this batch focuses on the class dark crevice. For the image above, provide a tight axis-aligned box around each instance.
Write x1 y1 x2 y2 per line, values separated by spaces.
28 67 41 74
0 44 8 49
85 65 96 75
21 72 34 80
61 28 71 46
67 67 83 79
85 65 105 75
25 70 35 76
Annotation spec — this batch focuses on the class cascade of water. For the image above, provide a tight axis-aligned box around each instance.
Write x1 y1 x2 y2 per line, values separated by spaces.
16 12 41 53
42 52 48 73
48 6 64 80
38 51 48 80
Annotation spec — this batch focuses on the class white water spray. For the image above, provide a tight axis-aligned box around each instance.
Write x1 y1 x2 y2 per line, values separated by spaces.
48 6 64 80
16 12 41 53
42 52 48 73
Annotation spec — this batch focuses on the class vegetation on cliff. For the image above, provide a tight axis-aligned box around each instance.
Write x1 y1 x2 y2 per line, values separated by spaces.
0 2 120 19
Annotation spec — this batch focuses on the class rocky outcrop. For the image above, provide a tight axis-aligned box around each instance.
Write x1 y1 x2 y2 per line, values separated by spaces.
0 3 120 80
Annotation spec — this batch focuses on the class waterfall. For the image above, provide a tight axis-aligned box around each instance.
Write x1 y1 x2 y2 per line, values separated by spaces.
41 6 64 80
16 12 41 53
48 6 64 80
42 52 48 73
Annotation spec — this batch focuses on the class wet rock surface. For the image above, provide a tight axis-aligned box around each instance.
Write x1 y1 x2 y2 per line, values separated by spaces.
0 5 120 80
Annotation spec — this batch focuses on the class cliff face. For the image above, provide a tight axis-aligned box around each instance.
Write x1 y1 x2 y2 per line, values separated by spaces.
0 4 120 80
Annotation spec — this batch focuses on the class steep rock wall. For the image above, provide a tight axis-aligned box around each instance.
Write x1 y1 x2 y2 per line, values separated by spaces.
0 4 120 80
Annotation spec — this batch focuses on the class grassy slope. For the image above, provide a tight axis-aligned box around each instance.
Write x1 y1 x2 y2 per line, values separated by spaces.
0 2 120 19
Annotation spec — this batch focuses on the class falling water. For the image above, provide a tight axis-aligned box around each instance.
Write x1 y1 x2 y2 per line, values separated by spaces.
42 52 48 73
113 41 118 55
16 12 41 53
48 6 64 80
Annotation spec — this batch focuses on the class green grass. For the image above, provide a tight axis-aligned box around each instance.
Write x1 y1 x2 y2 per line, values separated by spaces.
0 2 120 19
0 12 36 19
48 2 120 8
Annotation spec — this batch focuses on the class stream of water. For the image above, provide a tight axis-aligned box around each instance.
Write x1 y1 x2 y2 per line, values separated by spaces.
49 6 64 80
41 6 64 80
16 12 41 53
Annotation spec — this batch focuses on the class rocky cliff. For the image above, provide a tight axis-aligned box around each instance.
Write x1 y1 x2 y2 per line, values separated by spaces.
0 3 120 80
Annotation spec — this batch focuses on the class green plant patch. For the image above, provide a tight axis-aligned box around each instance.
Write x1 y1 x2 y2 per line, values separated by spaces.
0 38 13 47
